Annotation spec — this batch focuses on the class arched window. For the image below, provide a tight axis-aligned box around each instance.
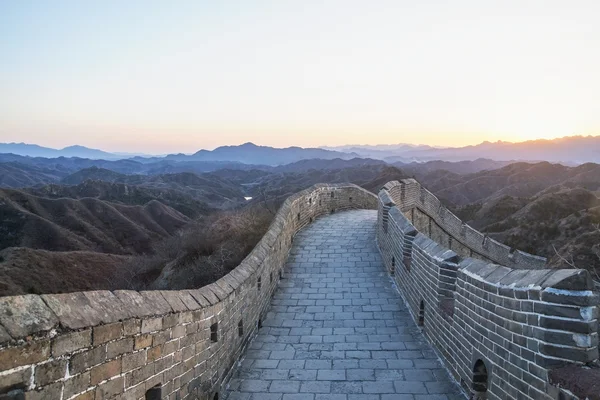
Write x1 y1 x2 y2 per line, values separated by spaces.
472 359 489 398
418 300 425 326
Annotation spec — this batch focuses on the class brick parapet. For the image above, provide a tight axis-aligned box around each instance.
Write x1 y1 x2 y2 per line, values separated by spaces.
0 183 377 400
377 182 599 400
383 179 547 269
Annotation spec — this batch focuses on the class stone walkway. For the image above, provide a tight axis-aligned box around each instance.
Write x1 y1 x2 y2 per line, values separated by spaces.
225 210 464 400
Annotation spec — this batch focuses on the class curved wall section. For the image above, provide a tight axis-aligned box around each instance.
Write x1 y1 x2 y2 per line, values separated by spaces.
382 179 547 269
0 184 377 400
377 181 599 400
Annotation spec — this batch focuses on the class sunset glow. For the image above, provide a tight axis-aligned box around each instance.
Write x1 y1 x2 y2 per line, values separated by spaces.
1 0 599 153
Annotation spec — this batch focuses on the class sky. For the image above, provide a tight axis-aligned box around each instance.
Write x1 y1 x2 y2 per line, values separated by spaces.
0 0 599 154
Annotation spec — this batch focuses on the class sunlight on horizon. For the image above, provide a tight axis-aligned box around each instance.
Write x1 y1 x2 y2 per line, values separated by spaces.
1 0 599 153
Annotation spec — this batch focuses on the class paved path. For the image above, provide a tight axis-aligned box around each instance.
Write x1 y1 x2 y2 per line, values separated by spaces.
225 210 464 400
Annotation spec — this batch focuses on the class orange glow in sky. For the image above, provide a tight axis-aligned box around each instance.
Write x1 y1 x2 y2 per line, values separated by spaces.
1 1 599 153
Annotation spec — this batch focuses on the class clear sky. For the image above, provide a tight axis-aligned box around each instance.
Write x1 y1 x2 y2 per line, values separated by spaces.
1 0 599 153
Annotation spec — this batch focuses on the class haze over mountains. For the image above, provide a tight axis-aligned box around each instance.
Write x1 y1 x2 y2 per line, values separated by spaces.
0 133 599 296
3 134 600 164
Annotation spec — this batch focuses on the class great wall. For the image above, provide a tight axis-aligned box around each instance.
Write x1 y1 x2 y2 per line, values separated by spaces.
0 181 598 400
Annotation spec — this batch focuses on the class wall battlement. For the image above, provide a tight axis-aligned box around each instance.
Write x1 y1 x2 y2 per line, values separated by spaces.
378 179 599 400
0 184 377 400
382 179 547 269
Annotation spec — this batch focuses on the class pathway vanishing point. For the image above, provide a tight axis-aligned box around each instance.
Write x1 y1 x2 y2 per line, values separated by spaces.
225 210 465 400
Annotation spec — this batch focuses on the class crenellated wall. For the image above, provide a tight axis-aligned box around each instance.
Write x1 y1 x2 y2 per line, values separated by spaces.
382 179 547 269
0 184 377 400
378 179 599 400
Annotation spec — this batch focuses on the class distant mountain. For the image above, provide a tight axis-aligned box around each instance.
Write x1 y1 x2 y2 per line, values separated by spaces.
162 142 360 165
0 143 124 159
322 143 439 160
397 158 513 176
390 135 600 164
324 135 600 164
273 157 385 173
0 162 68 187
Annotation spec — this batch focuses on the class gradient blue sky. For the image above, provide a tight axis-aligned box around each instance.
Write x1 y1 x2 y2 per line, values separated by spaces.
1 0 599 153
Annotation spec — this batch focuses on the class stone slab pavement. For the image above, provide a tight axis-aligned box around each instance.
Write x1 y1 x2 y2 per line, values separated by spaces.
225 210 465 400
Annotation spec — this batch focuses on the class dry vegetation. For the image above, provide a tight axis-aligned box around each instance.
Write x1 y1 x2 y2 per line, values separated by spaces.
112 204 274 290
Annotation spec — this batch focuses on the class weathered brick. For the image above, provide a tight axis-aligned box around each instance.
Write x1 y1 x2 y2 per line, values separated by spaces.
162 314 179 329
52 329 92 357
0 295 58 339
123 319 141 336
63 372 91 398
122 351 147 372
90 359 121 385
126 364 154 387
152 330 171 346
34 359 67 386
141 317 162 334
23 382 62 400
134 334 153 350
147 345 163 362
93 322 122 345
172 325 186 339
70 345 106 374
95 376 124 400
71 391 94 400
0 340 50 370
107 338 133 359
0 367 32 392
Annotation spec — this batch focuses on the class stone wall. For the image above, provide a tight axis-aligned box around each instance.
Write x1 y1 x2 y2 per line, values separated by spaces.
382 179 547 269
0 184 377 400
377 180 599 400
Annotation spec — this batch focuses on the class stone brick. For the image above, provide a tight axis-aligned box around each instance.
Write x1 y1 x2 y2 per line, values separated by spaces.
70 345 107 374
94 376 124 400
122 351 147 373
41 292 103 330
126 364 154 387
147 345 163 362
71 391 94 400
90 359 122 385
93 322 122 345
134 333 153 349
63 372 91 399
141 317 163 334
34 359 67 386
152 330 171 346
52 329 92 357
0 340 50 370
122 319 141 336
0 295 58 339
107 338 133 359
23 382 62 400
0 367 31 392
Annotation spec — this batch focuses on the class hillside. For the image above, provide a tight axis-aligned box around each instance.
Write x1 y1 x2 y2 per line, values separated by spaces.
0 188 190 254
429 162 600 206
0 162 67 187
454 188 600 275
28 180 214 218
60 167 247 208
0 248 131 296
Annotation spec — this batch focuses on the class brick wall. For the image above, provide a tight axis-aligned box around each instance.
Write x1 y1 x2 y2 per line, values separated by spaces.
0 183 377 400
382 179 547 269
377 182 600 400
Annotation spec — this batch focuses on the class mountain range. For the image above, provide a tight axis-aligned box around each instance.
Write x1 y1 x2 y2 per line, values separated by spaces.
2 134 600 164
